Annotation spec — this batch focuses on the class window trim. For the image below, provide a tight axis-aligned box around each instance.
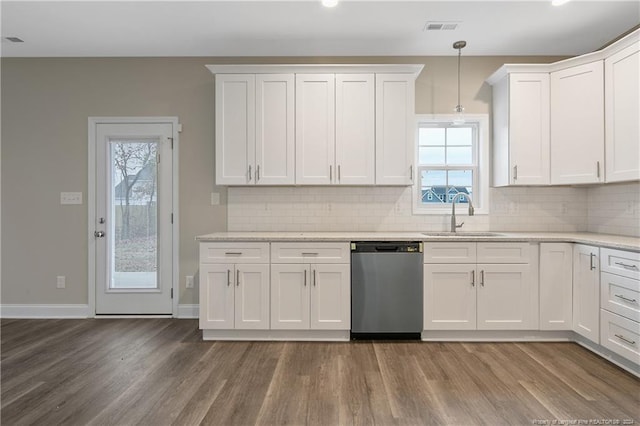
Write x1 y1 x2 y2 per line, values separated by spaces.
413 114 490 215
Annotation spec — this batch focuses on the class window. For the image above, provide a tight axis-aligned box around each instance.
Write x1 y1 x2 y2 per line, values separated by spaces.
414 114 489 214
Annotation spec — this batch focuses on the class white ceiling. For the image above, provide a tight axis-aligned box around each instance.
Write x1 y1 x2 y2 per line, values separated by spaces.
1 0 639 57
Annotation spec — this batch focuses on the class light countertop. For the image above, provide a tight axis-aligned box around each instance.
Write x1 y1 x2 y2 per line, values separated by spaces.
196 231 640 252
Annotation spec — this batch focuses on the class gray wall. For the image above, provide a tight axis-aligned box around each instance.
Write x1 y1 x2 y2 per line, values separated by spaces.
1 55 564 306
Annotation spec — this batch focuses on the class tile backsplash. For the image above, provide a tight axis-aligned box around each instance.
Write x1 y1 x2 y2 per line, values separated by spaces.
226 183 636 234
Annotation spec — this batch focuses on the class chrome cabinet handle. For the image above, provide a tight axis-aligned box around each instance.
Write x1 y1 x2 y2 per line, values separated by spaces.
471 270 475 287
614 334 636 345
410 165 414 182
94 231 105 238
596 161 600 178
227 269 231 287
225 252 242 256
590 253 596 270
304 269 307 287
236 269 240 286
301 252 319 256
248 165 252 182
513 165 518 181
329 165 333 182
615 294 638 304
256 165 260 182
615 262 638 270
480 270 485 287
313 269 317 287
338 165 341 182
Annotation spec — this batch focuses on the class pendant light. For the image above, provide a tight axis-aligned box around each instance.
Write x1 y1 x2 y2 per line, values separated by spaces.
453 40 467 125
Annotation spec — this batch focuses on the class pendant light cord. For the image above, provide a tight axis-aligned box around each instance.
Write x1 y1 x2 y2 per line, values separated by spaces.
457 46 461 108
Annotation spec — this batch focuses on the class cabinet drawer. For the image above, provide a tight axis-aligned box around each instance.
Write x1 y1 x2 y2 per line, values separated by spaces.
271 242 350 264
601 271 640 322
600 309 640 365
200 242 270 264
477 243 530 264
423 242 476 264
600 248 640 280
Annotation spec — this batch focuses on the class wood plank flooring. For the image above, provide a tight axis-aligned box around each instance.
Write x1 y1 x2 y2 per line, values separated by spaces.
2 319 639 425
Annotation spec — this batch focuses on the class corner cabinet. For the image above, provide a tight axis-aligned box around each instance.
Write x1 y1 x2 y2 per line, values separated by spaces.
487 68 550 186
207 65 423 187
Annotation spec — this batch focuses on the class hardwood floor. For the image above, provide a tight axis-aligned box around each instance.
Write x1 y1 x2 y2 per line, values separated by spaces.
1 319 639 425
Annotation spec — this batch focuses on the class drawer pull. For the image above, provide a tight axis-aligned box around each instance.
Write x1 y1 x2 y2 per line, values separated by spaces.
225 252 243 256
471 270 475 287
614 294 638 304
590 253 596 270
227 270 231 287
614 262 639 270
480 270 485 287
236 269 240 287
614 334 636 345
302 252 319 256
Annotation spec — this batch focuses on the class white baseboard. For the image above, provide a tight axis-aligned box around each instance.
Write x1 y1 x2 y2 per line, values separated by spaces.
177 304 199 319
1 304 91 318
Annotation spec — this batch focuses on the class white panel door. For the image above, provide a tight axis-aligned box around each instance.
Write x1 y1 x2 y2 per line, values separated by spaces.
234 264 270 330
550 61 604 184
335 74 375 185
539 243 573 330
271 264 310 329
295 74 335 185
375 74 415 185
423 264 476 330
310 264 350 330
215 74 256 185
605 42 640 183
199 263 234 329
256 74 295 185
476 264 535 330
573 244 600 343
509 73 550 185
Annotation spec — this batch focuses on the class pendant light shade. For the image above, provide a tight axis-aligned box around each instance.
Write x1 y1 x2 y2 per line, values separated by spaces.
453 40 467 125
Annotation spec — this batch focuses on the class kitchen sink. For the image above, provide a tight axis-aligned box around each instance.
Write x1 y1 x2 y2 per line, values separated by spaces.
421 232 505 237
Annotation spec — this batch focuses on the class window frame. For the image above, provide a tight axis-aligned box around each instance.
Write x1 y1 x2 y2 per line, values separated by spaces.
413 114 490 215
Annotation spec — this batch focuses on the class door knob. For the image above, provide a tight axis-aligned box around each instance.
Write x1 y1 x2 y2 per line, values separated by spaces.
94 231 105 238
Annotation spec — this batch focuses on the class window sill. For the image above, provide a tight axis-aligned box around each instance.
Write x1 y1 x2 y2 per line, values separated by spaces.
412 206 489 216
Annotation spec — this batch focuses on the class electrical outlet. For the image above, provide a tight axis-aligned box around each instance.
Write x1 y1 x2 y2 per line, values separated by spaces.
186 275 194 289
60 192 82 205
56 276 66 289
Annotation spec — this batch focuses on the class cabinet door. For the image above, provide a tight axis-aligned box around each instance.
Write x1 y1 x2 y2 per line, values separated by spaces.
605 42 640 183
295 74 335 185
335 74 375 185
423 264 476 330
573 244 600 343
509 73 550 185
477 264 536 330
235 264 270 330
270 264 310 329
215 74 255 185
375 74 415 185
199 263 234 329
310 264 350 330
539 243 573 330
255 74 295 185
550 61 604 184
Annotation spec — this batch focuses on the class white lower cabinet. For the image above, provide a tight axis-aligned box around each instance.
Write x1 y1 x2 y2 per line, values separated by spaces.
423 242 536 331
270 263 350 330
200 263 270 330
573 244 600 343
539 243 573 330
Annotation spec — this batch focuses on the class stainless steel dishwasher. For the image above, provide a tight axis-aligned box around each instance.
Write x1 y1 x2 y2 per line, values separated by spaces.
351 241 423 339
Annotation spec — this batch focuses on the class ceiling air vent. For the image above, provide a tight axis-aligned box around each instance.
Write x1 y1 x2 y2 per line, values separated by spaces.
423 22 459 31
5 37 24 43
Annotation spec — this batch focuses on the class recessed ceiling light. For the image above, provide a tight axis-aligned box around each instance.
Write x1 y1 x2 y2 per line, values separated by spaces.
551 0 572 6
322 0 338 7
5 37 24 43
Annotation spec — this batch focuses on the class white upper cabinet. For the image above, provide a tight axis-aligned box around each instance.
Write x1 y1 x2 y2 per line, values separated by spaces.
215 74 255 185
296 74 336 185
255 74 295 185
605 40 640 183
550 61 605 185
375 74 415 185
215 73 294 185
335 74 375 185
489 71 550 186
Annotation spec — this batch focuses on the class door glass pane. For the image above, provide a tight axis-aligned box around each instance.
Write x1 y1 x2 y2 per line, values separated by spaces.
110 140 158 289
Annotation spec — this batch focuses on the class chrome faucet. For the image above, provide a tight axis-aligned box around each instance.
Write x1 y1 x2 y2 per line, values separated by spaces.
451 192 475 232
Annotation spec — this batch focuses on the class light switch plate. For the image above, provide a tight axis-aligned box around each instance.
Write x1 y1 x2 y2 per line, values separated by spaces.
61 192 82 205
211 192 220 205
56 276 66 289
186 275 194 289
